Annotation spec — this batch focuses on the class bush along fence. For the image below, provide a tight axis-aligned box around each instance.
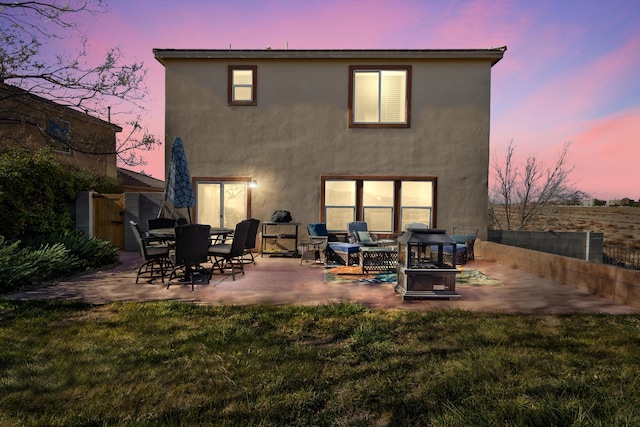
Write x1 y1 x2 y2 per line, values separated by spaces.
0 231 119 294
604 245 640 271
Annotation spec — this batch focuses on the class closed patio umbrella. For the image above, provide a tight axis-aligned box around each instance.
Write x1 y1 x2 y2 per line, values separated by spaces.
163 136 196 222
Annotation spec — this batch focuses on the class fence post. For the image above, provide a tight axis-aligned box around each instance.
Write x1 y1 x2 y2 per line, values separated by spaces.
585 231 590 261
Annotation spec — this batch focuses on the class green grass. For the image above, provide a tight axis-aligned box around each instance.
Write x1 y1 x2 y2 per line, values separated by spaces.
2 300 640 426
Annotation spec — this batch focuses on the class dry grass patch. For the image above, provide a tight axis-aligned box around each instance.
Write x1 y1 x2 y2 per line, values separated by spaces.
490 206 640 248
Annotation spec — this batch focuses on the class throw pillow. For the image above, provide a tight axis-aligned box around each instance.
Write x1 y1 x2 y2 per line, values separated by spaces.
356 230 373 243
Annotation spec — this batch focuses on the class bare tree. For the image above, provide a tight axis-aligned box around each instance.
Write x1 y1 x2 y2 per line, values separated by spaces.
489 140 589 230
0 0 159 166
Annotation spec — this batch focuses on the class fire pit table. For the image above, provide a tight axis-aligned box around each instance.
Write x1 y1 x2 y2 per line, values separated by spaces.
395 228 461 300
359 247 397 274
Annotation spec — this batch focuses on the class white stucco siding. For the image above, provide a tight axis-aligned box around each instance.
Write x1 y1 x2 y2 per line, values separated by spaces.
161 54 498 238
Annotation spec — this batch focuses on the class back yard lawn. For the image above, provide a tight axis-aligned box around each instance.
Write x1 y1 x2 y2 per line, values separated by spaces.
1 300 640 426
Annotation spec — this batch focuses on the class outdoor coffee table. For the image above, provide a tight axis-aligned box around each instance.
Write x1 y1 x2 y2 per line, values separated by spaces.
359 246 398 274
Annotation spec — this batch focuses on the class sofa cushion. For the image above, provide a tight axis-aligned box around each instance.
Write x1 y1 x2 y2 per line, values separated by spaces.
431 245 467 254
328 243 361 253
308 223 329 237
355 230 373 243
450 234 476 245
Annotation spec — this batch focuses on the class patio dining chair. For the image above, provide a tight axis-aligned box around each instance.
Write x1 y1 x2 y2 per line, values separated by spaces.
129 221 172 284
208 220 251 281
147 217 177 244
241 218 261 265
148 217 177 231
167 224 211 291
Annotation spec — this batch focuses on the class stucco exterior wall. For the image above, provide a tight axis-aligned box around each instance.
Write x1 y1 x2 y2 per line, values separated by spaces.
161 55 495 239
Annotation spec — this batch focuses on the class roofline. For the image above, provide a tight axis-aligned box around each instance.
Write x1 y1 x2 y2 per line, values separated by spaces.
0 82 123 132
153 47 507 67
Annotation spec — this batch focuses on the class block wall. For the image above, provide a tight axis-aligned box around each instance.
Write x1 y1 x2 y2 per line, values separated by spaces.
477 240 640 309
486 230 603 262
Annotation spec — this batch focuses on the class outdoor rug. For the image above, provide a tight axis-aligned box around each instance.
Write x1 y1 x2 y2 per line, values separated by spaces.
324 265 397 285
324 265 503 286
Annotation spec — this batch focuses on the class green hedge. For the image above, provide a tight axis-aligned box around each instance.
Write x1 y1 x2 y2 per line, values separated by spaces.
0 147 122 241
0 147 122 294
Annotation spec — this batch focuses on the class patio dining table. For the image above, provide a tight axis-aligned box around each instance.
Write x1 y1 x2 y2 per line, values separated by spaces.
148 226 234 244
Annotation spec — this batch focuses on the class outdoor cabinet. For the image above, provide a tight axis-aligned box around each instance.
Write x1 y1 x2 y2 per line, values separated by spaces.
395 228 461 300
261 222 300 257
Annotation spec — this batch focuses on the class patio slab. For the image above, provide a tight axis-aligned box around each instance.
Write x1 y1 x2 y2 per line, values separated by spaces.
5 251 639 314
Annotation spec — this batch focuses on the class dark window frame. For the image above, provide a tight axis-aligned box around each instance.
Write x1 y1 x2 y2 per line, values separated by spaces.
348 65 412 128
228 65 257 106
320 175 437 236
47 118 72 154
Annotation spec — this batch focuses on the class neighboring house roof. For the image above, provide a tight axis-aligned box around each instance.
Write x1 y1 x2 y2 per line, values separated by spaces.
153 47 507 67
1 82 122 179
0 82 123 133
118 168 165 193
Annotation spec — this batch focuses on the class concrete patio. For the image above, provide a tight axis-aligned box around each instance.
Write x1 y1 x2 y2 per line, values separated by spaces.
6 250 639 314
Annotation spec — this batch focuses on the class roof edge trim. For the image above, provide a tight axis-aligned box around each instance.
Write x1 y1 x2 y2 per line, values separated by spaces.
153 47 507 66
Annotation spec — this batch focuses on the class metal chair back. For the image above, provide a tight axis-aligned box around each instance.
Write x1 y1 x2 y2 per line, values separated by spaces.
148 217 176 230
129 221 148 258
244 218 260 251
174 224 211 266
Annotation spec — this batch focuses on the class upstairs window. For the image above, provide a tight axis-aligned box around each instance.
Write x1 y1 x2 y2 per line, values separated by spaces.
228 65 257 106
48 118 71 153
349 65 411 128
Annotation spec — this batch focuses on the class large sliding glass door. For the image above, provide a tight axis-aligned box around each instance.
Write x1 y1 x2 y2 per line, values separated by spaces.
196 181 248 228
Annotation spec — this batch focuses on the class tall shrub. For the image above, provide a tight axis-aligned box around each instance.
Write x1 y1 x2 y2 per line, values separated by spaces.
0 148 77 239
0 147 122 240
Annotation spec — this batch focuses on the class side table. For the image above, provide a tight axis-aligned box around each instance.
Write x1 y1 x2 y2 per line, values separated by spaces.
300 241 323 265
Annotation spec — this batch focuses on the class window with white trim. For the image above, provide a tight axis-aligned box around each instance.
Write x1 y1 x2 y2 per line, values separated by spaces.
400 180 434 230
324 180 356 231
363 180 394 232
349 65 411 128
196 179 250 228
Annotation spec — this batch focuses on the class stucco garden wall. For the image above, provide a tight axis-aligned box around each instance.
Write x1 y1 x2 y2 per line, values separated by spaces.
487 230 604 262
477 240 640 309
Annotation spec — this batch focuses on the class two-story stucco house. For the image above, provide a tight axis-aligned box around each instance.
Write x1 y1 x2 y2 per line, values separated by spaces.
153 48 506 240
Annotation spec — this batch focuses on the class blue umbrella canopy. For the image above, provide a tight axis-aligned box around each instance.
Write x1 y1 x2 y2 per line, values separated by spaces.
164 136 196 209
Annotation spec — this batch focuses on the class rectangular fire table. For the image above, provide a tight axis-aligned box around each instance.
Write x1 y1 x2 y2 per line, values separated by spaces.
395 228 461 300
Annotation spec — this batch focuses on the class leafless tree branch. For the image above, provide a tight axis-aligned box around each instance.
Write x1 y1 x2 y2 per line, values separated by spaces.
489 140 588 230
0 0 160 166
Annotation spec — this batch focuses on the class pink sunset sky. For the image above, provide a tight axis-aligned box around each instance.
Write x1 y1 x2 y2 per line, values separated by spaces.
67 0 639 200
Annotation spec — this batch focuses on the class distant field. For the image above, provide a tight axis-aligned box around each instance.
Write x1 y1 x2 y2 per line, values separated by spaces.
489 206 640 249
